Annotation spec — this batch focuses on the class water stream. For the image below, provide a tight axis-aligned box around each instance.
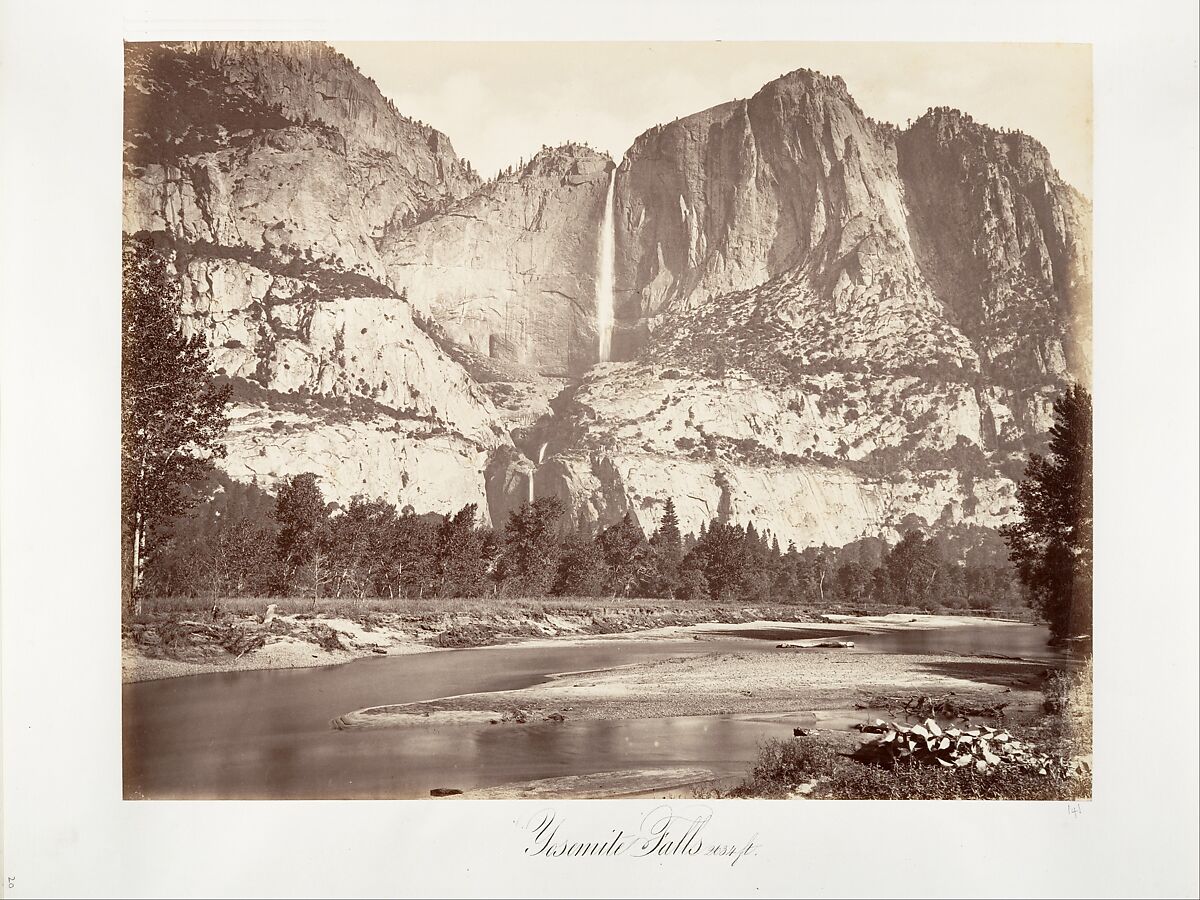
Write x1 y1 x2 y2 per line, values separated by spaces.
596 166 617 362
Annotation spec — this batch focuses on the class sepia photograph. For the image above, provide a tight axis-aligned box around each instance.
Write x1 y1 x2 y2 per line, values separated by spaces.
120 40 1095 802
3 1 1198 895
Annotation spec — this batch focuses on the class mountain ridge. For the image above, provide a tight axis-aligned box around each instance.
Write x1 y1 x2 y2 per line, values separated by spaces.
121 41 1090 550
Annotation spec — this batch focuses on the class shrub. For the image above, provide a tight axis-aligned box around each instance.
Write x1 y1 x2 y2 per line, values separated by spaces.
724 736 1091 800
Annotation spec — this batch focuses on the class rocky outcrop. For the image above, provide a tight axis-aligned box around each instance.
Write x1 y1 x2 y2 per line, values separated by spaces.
220 402 493 515
609 69 1088 390
123 42 478 282
124 42 502 513
173 251 506 510
613 71 939 359
380 145 612 377
898 108 1093 384
491 361 1022 546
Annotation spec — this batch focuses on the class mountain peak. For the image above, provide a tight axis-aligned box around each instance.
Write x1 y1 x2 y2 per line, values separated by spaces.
908 105 1051 158
768 66 850 94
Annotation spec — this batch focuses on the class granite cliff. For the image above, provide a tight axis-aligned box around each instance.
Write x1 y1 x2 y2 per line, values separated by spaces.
123 44 1090 548
380 144 613 377
490 70 1090 544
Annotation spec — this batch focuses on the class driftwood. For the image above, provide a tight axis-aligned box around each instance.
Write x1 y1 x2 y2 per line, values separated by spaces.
139 620 268 657
854 693 1009 720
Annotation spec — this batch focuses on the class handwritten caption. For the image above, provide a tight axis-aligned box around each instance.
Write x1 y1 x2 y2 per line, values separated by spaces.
519 805 759 866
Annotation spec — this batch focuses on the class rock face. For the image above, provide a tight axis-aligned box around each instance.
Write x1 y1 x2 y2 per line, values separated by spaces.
609 70 1089 381
124 45 1091 550
487 360 1024 547
124 42 478 283
124 42 502 514
380 145 612 377
481 69 1089 545
898 108 1092 385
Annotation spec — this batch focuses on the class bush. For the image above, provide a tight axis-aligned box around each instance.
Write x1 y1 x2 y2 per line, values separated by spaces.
725 738 841 798
725 735 1091 800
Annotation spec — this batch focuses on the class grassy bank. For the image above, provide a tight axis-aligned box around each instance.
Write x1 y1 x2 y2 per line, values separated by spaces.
123 593 1043 683
717 661 1092 800
123 596 831 681
131 593 1036 625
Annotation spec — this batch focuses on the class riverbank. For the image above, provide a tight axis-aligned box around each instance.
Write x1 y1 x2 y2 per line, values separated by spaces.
332 622 1052 729
123 599 1023 683
122 608 1089 801
325 616 1089 800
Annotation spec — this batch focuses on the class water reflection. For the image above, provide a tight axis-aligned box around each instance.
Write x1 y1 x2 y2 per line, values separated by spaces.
124 624 1058 799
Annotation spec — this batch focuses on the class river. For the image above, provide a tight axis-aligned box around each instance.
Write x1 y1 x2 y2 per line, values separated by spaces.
123 621 1058 799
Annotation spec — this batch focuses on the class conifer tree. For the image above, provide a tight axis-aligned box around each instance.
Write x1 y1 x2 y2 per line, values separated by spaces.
1001 385 1093 639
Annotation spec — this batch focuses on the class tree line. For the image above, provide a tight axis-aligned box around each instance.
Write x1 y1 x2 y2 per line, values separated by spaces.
143 475 1025 612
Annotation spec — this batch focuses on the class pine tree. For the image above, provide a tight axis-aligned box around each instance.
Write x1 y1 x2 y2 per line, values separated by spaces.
553 531 608 596
122 237 230 611
596 512 648 596
1001 385 1093 639
654 497 683 561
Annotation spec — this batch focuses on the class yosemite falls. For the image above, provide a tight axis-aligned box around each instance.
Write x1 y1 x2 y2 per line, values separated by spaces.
596 165 618 363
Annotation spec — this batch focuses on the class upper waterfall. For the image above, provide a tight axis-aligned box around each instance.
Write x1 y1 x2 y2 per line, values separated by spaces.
596 166 617 362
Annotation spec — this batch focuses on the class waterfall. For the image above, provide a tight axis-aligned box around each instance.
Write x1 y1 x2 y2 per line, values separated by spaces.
528 443 548 504
596 166 617 362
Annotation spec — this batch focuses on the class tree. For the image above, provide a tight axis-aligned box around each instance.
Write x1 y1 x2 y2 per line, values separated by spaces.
434 503 489 597
596 512 648 596
210 519 279 598
273 473 330 600
639 499 685 597
642 509 677 594
496 497 564 596
687 519 747 601
881 530 941 608
674 567 710 601
835 561 873 604
1001 385 1093 640
553 531 608 596
122 237 230 611
652 498 683 562
327 496 398 599
390 510 438 598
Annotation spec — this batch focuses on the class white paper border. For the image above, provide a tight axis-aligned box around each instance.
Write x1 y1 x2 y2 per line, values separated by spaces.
2 1 1198 897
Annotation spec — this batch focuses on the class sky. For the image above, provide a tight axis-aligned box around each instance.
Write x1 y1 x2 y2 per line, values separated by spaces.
333 42 1092 196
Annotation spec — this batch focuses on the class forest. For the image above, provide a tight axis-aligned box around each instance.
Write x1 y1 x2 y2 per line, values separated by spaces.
142 471 1026 613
